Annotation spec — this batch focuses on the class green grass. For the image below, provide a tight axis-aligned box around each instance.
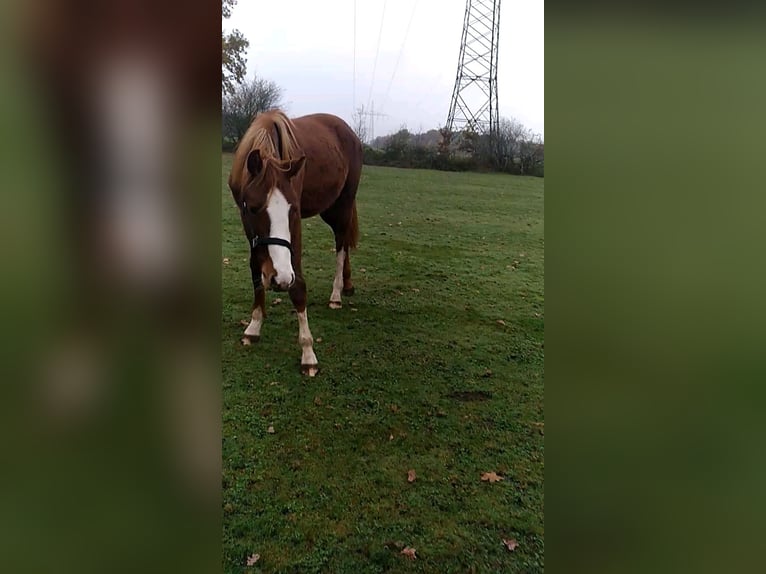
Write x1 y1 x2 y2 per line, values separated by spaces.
222 156 544 573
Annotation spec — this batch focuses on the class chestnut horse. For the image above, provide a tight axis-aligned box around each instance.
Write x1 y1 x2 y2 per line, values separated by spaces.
228 110 363 376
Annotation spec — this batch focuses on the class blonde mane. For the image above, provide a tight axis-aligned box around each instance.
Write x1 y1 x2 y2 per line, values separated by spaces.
230 109 303 192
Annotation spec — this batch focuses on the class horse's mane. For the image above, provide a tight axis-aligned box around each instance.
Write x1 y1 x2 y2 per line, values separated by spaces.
230 109 303 192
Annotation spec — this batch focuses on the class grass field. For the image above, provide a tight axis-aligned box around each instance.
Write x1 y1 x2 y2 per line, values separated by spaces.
222 155 544 573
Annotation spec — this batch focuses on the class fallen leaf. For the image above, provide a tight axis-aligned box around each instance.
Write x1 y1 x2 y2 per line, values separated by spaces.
407 469 416 483
272 298 282 305
389 434 394 441
240 319 249 326
360 268 367 272
496 319 507 326
401 547 417 560
223 257 230 264
246 553 260 566
267 425 275 434
411 288 420 293
502 539 518 552
316 337 323 343
481 471 504 483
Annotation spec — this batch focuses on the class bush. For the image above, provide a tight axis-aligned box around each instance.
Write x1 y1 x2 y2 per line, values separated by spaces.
362 143 541 176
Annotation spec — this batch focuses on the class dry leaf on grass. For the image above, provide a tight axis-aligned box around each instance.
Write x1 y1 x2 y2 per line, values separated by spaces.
272 298 282 305
223 258 230 264
267 425 275 434
246 553 260 566
389 434 394 441
316 337 323 343
481 471 504 483
407 469 417 483
496 319 507 326
502 539 518 552
401 547 417 560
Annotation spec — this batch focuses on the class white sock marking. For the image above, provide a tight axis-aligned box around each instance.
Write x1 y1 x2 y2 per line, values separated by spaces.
297 310 318 366
244 307 263 337
330 248 345 303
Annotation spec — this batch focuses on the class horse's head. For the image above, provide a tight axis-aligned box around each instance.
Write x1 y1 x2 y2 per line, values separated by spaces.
239 148 306 290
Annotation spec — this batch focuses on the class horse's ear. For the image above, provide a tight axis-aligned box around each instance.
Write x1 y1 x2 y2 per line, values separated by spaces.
287 155 306 179
246 149 263 176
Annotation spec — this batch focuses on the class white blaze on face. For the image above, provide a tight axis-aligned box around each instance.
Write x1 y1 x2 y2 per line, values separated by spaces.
265 188 295 288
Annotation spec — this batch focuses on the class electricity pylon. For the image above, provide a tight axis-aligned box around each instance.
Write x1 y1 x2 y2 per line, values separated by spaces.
445 0 501 139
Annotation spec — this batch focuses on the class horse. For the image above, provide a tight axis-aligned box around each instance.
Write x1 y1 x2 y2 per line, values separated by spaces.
228 109 363 376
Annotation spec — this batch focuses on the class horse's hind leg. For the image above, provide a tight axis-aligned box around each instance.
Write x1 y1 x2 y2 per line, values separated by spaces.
342 249 354 296
321 200 359 309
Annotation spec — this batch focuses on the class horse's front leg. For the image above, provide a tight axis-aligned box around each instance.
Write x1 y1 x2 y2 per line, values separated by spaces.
242 251 266 345
288 275 319 377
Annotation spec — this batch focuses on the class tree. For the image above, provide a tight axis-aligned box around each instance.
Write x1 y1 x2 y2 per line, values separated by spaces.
222 0 249 95
485 117 528 171
222 75 284 145
519 132 544 175
384 127 412 161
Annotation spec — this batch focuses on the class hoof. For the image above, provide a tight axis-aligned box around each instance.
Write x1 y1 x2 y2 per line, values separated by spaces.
241 335 260 346
342 286 355 296
301 364 319 377
329 301 342 310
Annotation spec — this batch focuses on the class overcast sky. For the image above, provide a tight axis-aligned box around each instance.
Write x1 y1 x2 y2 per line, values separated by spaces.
226 0 543 139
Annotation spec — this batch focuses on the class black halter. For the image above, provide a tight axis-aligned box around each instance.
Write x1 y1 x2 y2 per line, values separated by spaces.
251 235 293 254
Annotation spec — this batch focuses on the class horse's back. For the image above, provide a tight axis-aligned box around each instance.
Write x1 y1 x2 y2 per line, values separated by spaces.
293 113 362 216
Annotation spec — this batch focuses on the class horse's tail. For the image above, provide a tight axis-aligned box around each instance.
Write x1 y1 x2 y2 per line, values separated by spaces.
346 201 360 250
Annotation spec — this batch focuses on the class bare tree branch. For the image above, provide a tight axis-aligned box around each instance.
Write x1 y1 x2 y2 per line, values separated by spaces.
222 75 284 146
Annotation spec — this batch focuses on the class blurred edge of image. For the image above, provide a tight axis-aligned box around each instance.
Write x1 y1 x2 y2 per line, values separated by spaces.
0 0 221 572
547 5 766 574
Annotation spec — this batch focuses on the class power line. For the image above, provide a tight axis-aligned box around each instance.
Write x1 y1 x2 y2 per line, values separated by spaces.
379 0 419 116
366 0 388 113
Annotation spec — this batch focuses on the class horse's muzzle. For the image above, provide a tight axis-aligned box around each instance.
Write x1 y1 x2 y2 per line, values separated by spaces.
270 274 295 292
